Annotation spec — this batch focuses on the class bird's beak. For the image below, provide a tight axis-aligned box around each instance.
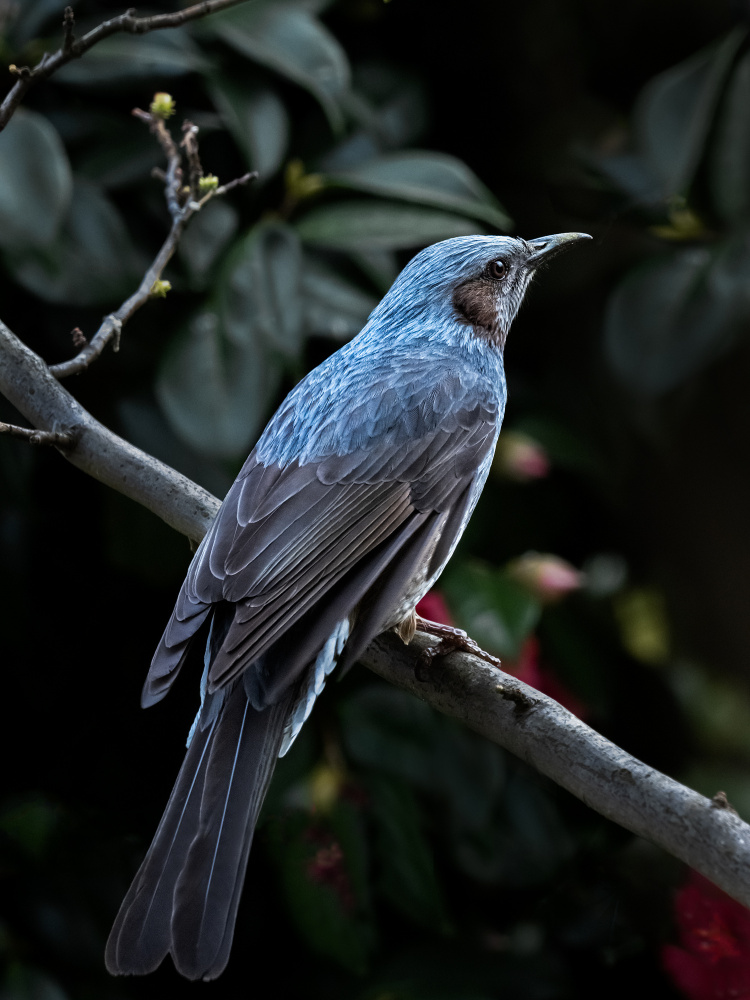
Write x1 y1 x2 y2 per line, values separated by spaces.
526 232 592 267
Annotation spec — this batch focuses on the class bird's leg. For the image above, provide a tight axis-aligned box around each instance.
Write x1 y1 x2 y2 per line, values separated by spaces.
414 616 502 679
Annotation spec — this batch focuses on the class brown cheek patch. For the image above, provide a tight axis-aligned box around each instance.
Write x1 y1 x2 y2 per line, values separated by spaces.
452 277 505 348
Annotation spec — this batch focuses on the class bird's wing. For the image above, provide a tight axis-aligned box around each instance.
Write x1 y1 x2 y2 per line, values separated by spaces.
143 374 500 708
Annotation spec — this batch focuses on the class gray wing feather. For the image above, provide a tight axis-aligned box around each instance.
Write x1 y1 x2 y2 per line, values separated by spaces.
143 389 499 708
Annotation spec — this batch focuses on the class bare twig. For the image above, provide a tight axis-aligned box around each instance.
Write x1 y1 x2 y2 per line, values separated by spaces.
2 310 750 909
62 6 76 55
181 121 203 203
0 419 77 448
50 109 255 379
0 0 250 133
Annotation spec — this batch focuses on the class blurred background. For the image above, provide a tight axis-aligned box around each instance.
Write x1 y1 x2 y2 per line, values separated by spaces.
2 0 750 996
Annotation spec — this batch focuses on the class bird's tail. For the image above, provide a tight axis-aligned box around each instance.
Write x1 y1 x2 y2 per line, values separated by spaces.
105 678 291 981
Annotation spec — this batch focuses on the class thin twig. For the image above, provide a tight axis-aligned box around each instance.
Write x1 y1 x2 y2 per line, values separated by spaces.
181 121 203 203
50 112 255 379
0 419 77 448
0 0 250 133
62 6 76 55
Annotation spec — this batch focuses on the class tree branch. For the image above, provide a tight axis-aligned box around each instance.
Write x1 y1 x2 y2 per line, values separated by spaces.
0 419 78 448
1 317 749 908
0 1 250 132
0 319 219 542
49 107 255 379
361 632 750 910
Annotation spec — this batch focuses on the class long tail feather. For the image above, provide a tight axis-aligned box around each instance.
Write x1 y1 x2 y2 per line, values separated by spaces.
105 681 290 980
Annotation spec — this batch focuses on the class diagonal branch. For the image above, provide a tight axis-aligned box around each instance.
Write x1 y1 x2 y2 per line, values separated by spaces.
1 315 749 909
49 106 255 379
0 0 250 132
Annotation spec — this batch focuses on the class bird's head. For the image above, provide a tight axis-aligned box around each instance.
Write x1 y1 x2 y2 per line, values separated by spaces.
373 233 591 351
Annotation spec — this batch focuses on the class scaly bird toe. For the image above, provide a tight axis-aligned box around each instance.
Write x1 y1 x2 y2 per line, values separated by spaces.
414 616 502 678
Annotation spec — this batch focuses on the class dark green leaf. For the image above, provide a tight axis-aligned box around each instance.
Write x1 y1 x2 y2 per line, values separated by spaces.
326 151 511 230
5 0 63 47
178 198 239 289
455 769 573 886
267 803 374 973
4 179 143 305
210 76 290 179
341 685 505 827
301 258 377 339
350 248 399 292
209 2 350 130
710 49 750 223
117 397 234 500
157 310 282 459
441 562 541 660
604 240 750 395
296 200 483 250
0 109 72 250
633 26 745 195
341 685 442 791
1 964 68 1000
220 222 304 358
368 775 450 931
0 795 59 859
54 30 208 84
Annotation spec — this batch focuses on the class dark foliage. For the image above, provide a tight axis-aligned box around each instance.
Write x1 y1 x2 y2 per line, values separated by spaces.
2 1 750 997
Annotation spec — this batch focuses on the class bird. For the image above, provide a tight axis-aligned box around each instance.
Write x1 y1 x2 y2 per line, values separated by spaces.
105 231 590 981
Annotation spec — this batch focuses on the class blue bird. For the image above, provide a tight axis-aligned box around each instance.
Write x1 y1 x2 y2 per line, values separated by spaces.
105 231 590 980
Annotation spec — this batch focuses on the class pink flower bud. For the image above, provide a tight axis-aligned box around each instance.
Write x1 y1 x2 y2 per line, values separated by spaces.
494 432 550 482
507 552 584 603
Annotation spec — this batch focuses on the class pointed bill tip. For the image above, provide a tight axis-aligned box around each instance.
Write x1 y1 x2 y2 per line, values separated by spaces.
527 232 592 265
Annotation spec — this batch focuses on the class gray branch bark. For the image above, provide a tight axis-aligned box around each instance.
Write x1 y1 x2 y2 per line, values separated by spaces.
1 318 749 908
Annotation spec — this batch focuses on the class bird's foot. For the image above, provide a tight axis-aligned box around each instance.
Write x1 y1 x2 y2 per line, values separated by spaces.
414 617 501 679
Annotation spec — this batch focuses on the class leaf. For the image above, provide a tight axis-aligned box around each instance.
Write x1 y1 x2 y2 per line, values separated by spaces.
441 562 541 660
326 151 511 230
54 30 208 84
220 222 304 358
340 685 505 825
157 310 282 460
0 795 59 859
267 803 375 973
4 179 143 306
6 0 64 47
368 775 450 931
179 198 239 289
604 240 750 395
1 964 68 1000
633 26 745 195
0 109 72 250
301 258 377 339
296 200 483 250
209 1 350 130
210 76 290 179
710 49 750 223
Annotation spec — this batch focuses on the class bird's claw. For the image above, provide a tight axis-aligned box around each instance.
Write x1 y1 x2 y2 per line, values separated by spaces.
414 616 501 679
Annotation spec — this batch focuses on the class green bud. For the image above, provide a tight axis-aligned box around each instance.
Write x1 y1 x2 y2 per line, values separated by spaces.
198 174 219 192
150 279 171 298
150 92 175 119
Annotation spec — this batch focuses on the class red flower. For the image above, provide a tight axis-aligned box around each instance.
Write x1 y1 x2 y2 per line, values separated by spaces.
504 636 587 720
416 590 454 626
662 871 750 999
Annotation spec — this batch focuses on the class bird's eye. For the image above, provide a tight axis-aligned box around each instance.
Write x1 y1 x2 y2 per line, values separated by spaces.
488 260 506 280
